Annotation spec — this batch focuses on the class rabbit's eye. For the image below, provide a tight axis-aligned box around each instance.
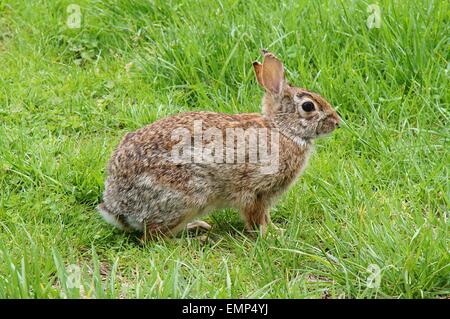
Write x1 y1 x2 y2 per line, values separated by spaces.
302 101 315 112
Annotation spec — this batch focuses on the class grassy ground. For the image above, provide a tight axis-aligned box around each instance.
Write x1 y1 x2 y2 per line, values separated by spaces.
0 0 448 298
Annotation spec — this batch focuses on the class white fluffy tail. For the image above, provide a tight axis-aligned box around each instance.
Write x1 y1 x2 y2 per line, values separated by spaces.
97 203 127 230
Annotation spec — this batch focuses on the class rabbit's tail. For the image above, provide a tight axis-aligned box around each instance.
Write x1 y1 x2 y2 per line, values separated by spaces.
97 203 128 230
97 203 145 232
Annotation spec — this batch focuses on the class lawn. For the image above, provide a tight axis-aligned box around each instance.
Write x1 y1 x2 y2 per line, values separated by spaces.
0 0 448 298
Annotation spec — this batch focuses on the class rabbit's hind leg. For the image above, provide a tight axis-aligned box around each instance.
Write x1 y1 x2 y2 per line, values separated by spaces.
186 220 212 233
140 222 175 242
140 215 190 242
140 218 212 242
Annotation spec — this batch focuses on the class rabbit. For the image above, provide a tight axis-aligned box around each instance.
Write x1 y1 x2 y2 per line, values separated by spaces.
98 50 340 241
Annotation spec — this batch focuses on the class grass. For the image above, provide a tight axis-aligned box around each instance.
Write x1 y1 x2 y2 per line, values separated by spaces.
0 0 448 298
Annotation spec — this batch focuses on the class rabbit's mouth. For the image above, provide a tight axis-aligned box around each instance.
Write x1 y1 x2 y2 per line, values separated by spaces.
315 117 339 137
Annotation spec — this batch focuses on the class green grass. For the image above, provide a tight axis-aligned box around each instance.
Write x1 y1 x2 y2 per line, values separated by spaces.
0 0 448 298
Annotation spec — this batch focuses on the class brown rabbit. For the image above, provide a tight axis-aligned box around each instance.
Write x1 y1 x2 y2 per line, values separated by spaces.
98 50 340 240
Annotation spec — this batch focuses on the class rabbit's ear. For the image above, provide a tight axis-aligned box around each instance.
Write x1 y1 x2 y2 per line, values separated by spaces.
253 61 264 87
261 50 285 95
